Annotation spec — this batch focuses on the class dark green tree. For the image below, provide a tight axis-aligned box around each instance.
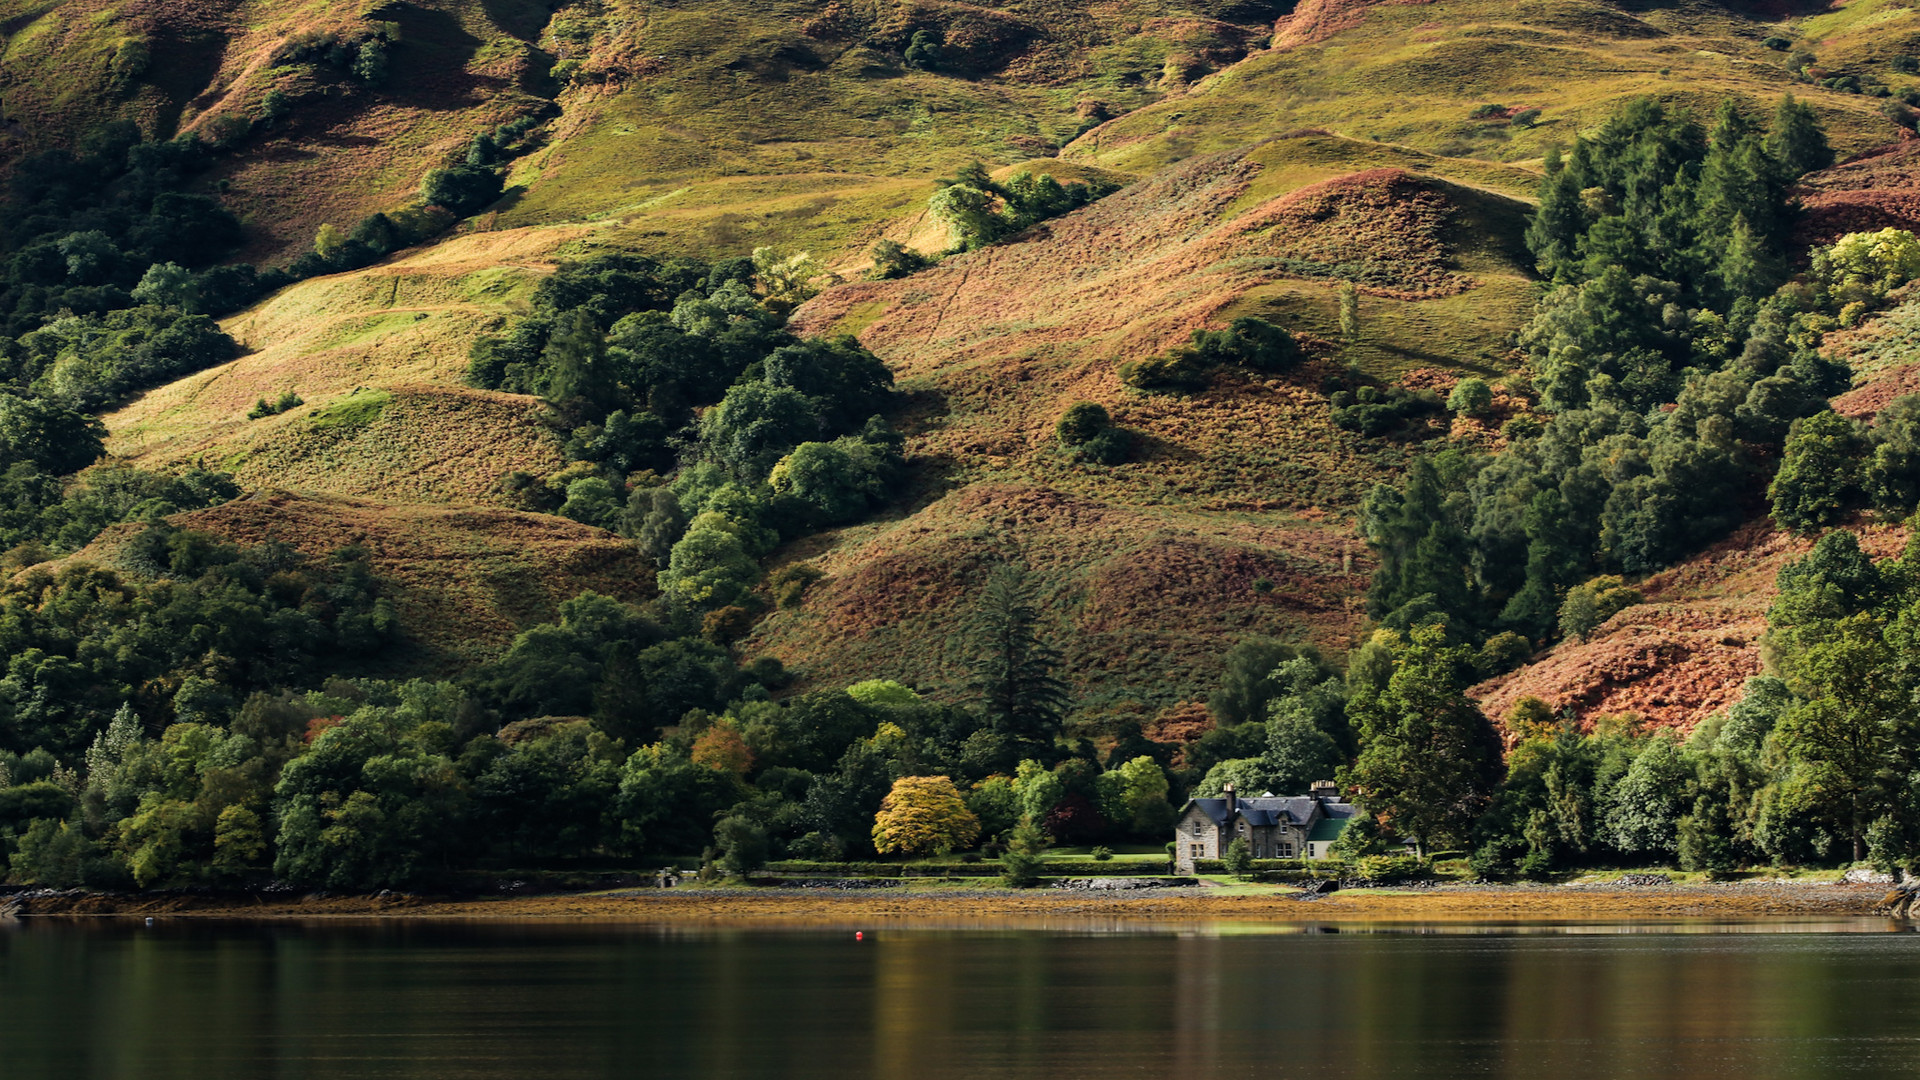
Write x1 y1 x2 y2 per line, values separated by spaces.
966 563 1071 747
1768 411 1867 533
1346 624 1504 855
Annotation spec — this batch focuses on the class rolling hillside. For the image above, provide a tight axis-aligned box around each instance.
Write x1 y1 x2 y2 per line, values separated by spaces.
12 0 1920 716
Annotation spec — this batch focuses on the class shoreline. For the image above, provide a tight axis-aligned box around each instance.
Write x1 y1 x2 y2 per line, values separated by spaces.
2 880 1901 925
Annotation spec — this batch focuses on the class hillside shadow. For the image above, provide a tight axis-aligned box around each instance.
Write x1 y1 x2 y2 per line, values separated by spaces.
478 0 552 42
150 31 231 139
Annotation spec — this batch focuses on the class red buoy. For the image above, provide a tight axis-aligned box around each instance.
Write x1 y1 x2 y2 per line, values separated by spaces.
855 931 864 941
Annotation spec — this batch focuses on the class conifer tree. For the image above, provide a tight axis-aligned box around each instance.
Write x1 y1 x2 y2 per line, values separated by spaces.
966 563 1071 747
1766 93 1834 179
541 309 616 424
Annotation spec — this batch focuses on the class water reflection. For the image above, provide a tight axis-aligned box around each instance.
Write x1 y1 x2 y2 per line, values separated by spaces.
2 919 1918 1079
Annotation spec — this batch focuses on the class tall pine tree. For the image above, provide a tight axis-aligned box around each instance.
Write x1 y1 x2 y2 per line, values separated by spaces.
966 563 1071 748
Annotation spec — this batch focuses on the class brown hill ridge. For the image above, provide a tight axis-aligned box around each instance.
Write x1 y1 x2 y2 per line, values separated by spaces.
1472 520 1911 738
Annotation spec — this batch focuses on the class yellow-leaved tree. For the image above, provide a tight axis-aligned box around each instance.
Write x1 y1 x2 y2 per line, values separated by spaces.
871 776 981 857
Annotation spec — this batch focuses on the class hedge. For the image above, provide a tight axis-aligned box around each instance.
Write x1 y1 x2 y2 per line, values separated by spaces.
762 859 1174 878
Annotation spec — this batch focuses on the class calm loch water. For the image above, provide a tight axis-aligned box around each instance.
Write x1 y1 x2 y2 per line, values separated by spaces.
3 918 1919 1078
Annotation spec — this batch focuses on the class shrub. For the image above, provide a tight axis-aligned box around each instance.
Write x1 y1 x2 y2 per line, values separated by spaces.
420 165 503 216
1446 377 1495 418
1557 575 1643 641
1091 845 1113 861
1078 428 1131 465
868 239 930 280
1222 837 1254 878
1501 414 1543 441
1763 36 1791 51
1469 103 1506 120
1056 401 1110 446
246 390 302 420
1119 349 1211 391
1510 108 1542 129
1476 630 1534 675
1000 822 1047 887
1330 385 1444 437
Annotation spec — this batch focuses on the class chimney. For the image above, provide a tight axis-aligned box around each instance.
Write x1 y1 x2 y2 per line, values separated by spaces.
1310 780 1338 802
1223 782 1237 817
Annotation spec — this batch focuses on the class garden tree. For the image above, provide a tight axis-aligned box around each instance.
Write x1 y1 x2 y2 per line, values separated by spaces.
1345 625 1504 855
1222 837 1254 877
927 180 1002 251
557 476 621 529
999 821 1048 886
714 814 769 874
1525 150 1586 279
738 690 879 774
1056 402 1111 447
1012 758 1066 823
1471 717 1603 877
1762 614 1908 863
800 735 899 858
926 163 1115 251
1764 529 1891 686
212 805 267 871
1813 228 1920 311
1094 755 1173 837
1499 489 1587 641
272 707 471 889
1769 411 1867 532
619 741 743 857
965 564 1071 748
1363 458 1476 625
690 721 754 776
871 775 982 856
1263 707 1345 795
903 28 943 69
131 262 195 308
966 774 1021 838
1210 638 1311 726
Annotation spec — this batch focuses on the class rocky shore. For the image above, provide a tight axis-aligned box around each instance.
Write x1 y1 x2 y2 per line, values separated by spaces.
0 879 1900 925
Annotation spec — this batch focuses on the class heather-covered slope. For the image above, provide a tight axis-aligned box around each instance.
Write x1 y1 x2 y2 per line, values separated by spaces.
17 0 1920 702
1471 521 1911 738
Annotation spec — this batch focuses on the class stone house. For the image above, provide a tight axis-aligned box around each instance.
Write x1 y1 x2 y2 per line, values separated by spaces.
1172 781 1356 874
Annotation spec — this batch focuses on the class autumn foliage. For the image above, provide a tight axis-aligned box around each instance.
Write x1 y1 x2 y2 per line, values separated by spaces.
870 776 982 856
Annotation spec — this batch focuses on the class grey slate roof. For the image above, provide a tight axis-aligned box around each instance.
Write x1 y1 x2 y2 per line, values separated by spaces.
1188 796 1323 827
